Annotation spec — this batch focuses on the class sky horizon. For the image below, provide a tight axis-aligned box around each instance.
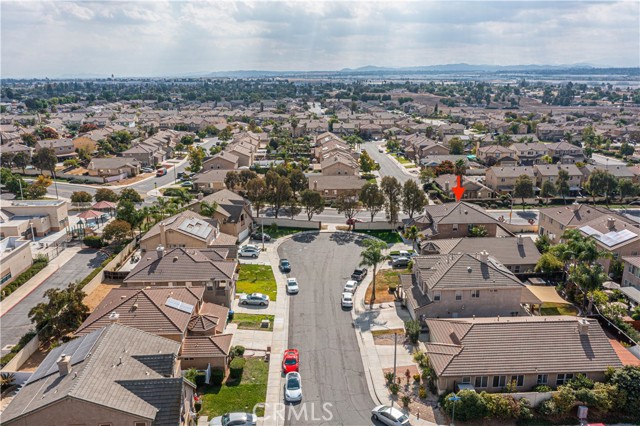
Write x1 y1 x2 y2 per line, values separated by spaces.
2 0 639 78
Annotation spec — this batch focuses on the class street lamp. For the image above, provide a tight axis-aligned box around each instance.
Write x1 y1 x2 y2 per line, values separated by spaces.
449 393 461 426
374 321 398 409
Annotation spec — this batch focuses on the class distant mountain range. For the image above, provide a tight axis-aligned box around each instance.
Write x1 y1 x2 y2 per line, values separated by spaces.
338 63 598 72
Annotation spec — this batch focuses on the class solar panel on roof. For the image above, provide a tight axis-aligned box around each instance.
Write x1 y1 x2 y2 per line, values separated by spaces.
580 226 637 248
177 218 212 239
165 297 195 314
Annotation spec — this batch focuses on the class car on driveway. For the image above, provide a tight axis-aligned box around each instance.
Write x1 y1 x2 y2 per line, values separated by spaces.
250 232 271 242
286 278 299 294
181 181 193 187
341 292 354 309
208 412 256 426
391 257 411 268
239 293 270 306
282 349 299 373
343 280 358 293
351 268 368 281
239 246 260 258
141 167 155 173
284 371 303 403
371 405 410 425
279 259 291 273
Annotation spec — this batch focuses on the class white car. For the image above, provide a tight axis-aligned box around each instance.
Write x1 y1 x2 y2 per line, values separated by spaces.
343 280 358 293
371 405 410 425
284 371 302 403
341 292 353 309
286 278 299 294
238 246 260 258
378 147 385 153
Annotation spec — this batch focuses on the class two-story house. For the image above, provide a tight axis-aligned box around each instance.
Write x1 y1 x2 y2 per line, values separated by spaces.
508 142 549 166
35 138 76 159
485 166 536 194
321 153 359 176
190 189 254 241
546 141 585 164
533 164 582 194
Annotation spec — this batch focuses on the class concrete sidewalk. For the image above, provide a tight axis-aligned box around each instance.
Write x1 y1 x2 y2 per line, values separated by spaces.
0 246 83 317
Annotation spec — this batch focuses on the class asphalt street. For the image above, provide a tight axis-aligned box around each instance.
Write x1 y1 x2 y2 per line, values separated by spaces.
0 249 105 356
362 142 420 185
279 232 379 426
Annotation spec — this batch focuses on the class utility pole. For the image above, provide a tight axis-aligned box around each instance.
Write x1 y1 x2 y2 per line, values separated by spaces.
449 393 461 426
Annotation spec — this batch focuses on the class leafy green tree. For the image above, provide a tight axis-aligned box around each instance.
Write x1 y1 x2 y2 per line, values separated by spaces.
70 191 93 203
188 146 206 173
94 188 119 202
359 182 385 222
534 252 564 273
619 142 634 156
585 169 616 204
449 137 464 155
116 200 144 234
180 135 195 146
540 180 557 204
454 158 467 176
535 234 552 254
102 219 132 245
513 174 534 210
541 154 554 164
0 152 15 168
443 390 488 421
556 169 571 203
404 320 421 344
224 171 242 190
570 262 607 313
359 150 376 173
618 178 636 200
119 188 143 203
267 176 292 218
335 190 361 223
245 178 267 217
13 152 30 173
28 282 89 342
32 148 57 173
300 189 324 221
199 200 218 218
607 366 640 415
403 225 421 250
359 239 390 307
468 225 488 237
380 176 402 225
402 180 427 219
288 168 308 196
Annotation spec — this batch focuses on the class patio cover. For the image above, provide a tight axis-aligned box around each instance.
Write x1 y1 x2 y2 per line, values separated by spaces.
620 286 640 305
521 285 569 305
92 200 117 209
77 209 103 220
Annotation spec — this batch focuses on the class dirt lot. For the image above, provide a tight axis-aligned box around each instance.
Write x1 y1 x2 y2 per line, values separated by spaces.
83 282 121 311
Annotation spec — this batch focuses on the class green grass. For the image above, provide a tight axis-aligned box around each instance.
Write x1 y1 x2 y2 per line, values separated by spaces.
392 153 413 165
199 358 268 418
237 264 277 301
263 226 316 239
354 229 403 244
540 303 579 316
232 313 275 331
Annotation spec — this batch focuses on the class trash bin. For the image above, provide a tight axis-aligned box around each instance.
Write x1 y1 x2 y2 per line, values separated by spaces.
228 310 234 321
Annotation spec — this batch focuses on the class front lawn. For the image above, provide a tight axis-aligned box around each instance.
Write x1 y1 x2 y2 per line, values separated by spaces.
232 313 274 331
393 154 414 166
261 225 316 239
354 229 403 244
540 303 579 316
237 264 277 301
365 268 410 303
199 358 268 418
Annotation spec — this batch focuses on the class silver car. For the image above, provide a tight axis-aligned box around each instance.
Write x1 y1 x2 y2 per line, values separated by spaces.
371 405 410 425
284 371 302 403
239 246 260 258
208 412 256 426
239 293 270 306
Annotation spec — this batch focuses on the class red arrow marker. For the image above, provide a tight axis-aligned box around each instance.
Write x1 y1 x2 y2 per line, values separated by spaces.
452 175 465 201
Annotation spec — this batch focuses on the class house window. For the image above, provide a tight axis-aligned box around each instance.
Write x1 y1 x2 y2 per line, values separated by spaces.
493 376 506 387
134 423 147 426
474 376 488 388
514 265 521 273
432 291 441 301
452 224 458 231
1 272 12 285
556 373 574 386
460 377 471 384
471 290 480 298
455 291 462 301
537 374 548 385
510 375 525 387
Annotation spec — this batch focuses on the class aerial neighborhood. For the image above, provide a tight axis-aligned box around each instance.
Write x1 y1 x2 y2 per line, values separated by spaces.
1 75 640 426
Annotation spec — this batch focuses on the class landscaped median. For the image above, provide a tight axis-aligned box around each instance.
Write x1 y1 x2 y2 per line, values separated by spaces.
365 268 411 303
237 264 277 301
0 255 49 301
353 229 404 244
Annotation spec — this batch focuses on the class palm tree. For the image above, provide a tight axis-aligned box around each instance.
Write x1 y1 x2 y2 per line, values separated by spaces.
454 159 466 176
403 225 421 251
359 239 390 308
569 263 607 313
199 200 218 218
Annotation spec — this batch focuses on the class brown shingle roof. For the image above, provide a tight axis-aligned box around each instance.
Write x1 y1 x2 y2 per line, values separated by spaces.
540 204 611 227
430 237 541 268
425 316 623 377
181 334 233 357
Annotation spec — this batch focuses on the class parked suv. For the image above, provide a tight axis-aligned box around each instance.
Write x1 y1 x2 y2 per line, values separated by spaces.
351 268 368 281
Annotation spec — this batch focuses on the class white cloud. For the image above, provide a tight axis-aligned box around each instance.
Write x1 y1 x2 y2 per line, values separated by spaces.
1 0 638 77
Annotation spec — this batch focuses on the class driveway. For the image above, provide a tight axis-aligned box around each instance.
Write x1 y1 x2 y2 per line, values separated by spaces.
279 232 377 425
0 249 105 355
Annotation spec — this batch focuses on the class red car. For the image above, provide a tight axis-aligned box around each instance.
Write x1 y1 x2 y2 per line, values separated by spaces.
282 349 299 373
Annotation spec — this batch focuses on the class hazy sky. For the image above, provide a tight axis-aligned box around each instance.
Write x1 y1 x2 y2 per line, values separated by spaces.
2 0 639 78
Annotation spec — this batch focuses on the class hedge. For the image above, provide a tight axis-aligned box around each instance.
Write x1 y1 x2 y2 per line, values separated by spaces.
229 357 246 379
0 331 37 367
0 257 49 301
77 255 115 289
210 369 225 386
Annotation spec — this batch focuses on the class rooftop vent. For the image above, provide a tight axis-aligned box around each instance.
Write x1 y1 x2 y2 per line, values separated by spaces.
108 311 119 324
578 318 590 335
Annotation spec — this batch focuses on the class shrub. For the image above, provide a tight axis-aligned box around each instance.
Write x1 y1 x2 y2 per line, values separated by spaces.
83 235 105 248
0 257 49 301
401 395 411 407
418 386 427 399
404 319 421 344
230 345 246 359
442 390 487 421
389 383 400 395
532 384 553 393
163 187 187 198
229 357 246 379
184 368 198 384
413 374 421 383
210 369 225 386
482 392 520 419
566 373 594 390
607 365 640 415
552 386 576 414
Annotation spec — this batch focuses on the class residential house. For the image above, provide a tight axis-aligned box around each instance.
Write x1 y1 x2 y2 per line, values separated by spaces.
124 246 237 307
536 123 566 142
227 144 254 168
1 142 33 157
139 210 238 254
424 316 622 394
314 140 353 162
308 176 366 201
622 256 640 289
190 189 254 241
321 153 359 176
533 164 583 195
0 237 33 285
75 287 232 370
121 141 167 166
433 175 493 200
203 151 239 171
35 138 76 159
193 169 233 194
546 141 585 164
578 215 640 272
485 166 536 194
87 157 140 178
1 323 197 426
407 202 513 239
538 203 613 243
0 199 69 237
476 145 517 166
579 164 635 185
508 143 549 166
420 235 541 274
398 252 534 321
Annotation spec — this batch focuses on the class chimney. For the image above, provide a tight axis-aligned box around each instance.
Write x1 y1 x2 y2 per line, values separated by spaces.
517 234 524 246
475 140 480 154
159 222 167 247
445 180 450 191
578 318 589 335
156 244 165 259
478 250 489 264
313 181 318 191
607 217 616 230
57 354 72 377
108 311 119 324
